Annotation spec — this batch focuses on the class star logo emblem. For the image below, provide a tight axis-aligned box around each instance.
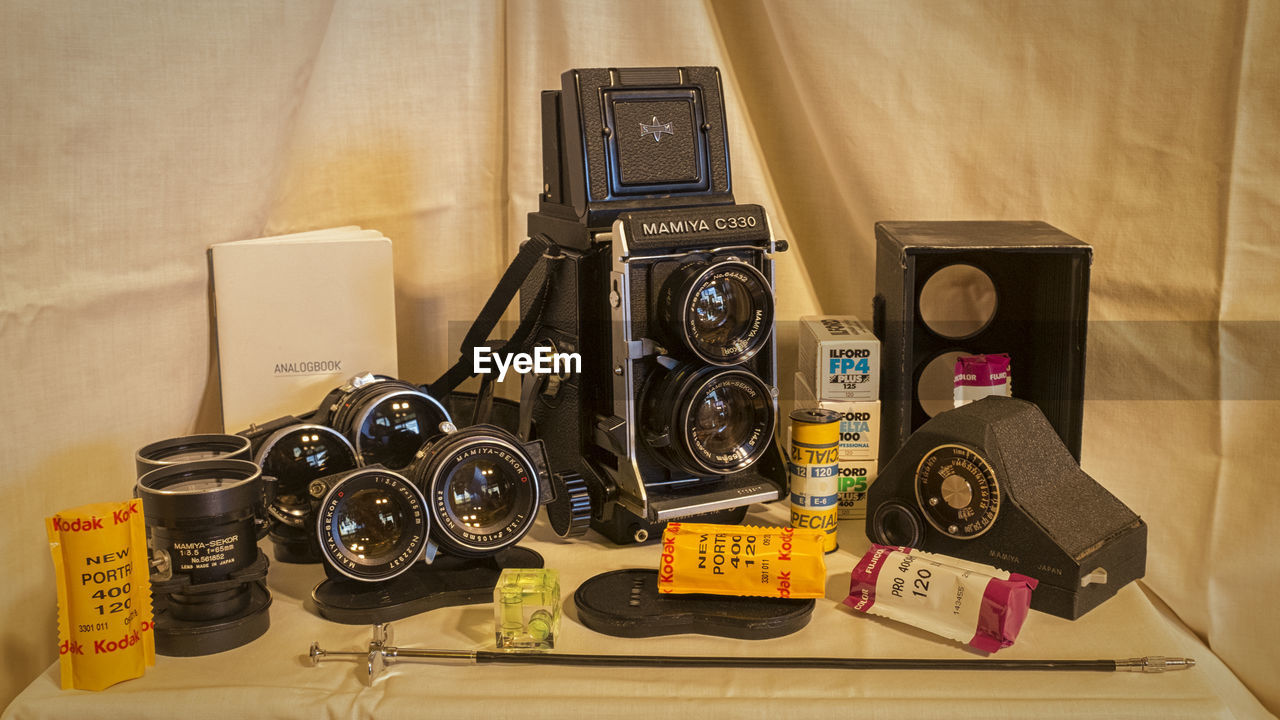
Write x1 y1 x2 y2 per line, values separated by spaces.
640 116 674 143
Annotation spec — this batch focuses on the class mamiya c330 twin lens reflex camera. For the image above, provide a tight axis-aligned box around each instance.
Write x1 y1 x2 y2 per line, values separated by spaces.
523 67 789 544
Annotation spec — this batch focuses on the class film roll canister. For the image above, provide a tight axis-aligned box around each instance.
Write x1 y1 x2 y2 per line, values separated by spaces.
788 408 841 552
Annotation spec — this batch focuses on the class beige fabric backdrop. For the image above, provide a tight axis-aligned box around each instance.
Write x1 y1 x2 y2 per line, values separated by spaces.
1 0 1276 713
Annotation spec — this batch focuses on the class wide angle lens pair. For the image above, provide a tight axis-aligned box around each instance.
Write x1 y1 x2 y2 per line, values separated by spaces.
644 257 777 477
311 424 550 583
134 438 272 656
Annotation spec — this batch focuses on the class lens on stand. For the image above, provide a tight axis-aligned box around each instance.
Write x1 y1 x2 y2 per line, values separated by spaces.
316 469 429 582
136 458 271 655
410 426 543 557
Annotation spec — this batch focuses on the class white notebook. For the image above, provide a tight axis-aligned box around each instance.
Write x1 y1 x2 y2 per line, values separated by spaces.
210 227 399 432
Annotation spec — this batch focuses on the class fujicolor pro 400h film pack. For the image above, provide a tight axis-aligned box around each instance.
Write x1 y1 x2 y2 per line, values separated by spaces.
798 316 880 401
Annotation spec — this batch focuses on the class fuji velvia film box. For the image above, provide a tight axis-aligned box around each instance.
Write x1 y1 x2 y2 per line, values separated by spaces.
794 372 880 461
798 316 880 401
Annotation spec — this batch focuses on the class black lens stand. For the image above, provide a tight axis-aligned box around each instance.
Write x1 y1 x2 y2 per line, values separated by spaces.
310 546 544 625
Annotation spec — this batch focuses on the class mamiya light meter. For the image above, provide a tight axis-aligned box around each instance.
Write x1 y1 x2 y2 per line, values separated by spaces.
522 67 788 544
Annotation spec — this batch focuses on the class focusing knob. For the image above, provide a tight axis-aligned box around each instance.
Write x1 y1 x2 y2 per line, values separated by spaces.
546 472 592 538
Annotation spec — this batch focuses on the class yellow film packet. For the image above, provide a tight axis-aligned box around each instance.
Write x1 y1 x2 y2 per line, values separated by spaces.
657 522 826 599
46 499 155 690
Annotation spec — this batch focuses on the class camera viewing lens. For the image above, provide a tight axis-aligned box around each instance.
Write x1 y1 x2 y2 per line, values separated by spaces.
345 389 450 469
135 434 251 478
317 469 429 582
643 364 776 477
661 260 774 365
256 425 358 497
410 426 543 557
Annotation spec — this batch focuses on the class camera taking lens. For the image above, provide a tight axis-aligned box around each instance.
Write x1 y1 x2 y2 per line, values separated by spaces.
642 364 775 477
135 455 271 656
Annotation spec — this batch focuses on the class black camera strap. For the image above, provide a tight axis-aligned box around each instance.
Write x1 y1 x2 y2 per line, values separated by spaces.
427 234 560 408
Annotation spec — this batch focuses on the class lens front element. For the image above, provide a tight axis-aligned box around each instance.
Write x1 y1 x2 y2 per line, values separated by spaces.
334 488 408 560
690 377 767 462
663 260 774 365
684 370 772 473
412 429 542 557
354 391 450 468
317 469 429 582
446 457 518 533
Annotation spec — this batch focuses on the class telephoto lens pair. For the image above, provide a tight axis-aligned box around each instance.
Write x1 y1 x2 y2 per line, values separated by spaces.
643 259 777 477
134 434 272 657
238 373 451 563
310 422 554 584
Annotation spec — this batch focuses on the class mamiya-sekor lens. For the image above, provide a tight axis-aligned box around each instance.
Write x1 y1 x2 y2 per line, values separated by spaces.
324 374 451 469
135 434 251 476
256 424 359 563
310 423 553 583
136 457 271 656
405 424 549 557
312 467 430 583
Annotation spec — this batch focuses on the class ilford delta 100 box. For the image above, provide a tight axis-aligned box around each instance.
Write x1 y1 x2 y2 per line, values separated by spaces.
794 372 879 461
797 316 880 401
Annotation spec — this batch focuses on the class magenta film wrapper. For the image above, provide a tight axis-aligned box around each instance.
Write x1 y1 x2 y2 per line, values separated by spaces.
844 544 1037 653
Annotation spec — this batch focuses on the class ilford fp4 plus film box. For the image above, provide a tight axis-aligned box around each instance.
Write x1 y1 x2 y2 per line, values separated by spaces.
798 316 880 401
